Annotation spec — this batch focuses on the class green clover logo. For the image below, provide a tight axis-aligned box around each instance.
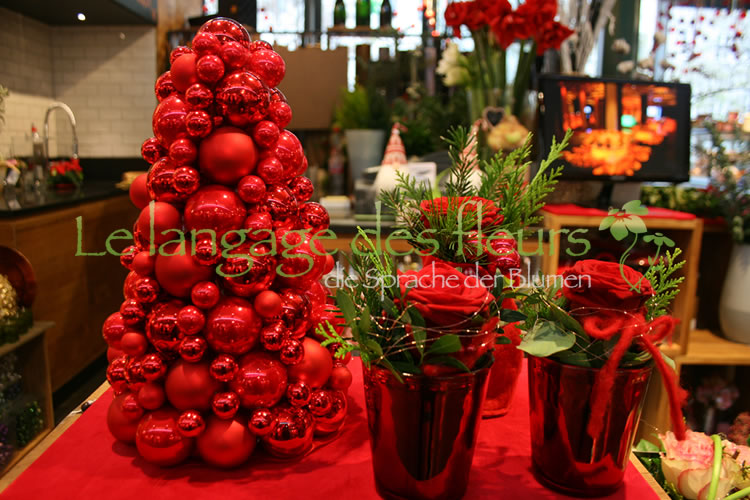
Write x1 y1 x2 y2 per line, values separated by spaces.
599 200 648 241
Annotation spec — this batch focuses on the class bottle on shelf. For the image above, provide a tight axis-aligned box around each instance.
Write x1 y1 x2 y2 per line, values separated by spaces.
30 125 46 189
356 0 371 28
380 0 392 29
333 0 346 27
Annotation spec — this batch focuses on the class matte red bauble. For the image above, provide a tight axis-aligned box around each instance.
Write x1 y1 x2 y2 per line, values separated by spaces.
129 173 151 209
267 100 292 129
252 120 280 149
247 49 286 88
308 389 332 417
134 276 160 303
287 337 333 389
272 130 305 179
204 296 262 355
102 312 127 348
170 52 198 92
327 364 353 391
121 392 144 419
184 185 246 239
152 95 188 146
197 414 255 468
106 356 129 394
196 54 225 84
277 289 311 338
141 137 165 165
254 290 282 318
132 251 156 276
219 243 276 298
120 299 146 326
259 320 288 351
215 71 270 127
172 166 200 195
314 390 347 435
286 381 311 407
138 382 166 410
121 331 148 357
199 127 258 185
146 158 183 203
107 393 140 443
185 110 213 139
210 354 238 382
107 347 126 362
236 175 266 204
145 300 183 355
165 359 221 411
185 83 213 109
177 410 205 437
136 408 194 466
220 40 248 69
191 281 220 309
141 353 167 381
255 155 285 185
168 138 198 166
262 406 314 458
177 305 205 335
211 391 240 419
276 232 326 289
154 242 214 298
170 46 193 65
229 351 288 408
178 335 208 362
288 176 314 202
279 339 304 365
191 31 221 56
248 407 276 436
299 202 330 233
155 71 177 102
198 17 251 47
136 201 181 247
243 211 273 241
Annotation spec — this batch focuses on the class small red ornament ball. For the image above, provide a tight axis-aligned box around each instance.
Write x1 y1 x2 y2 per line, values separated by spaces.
272 130 305 179
197 414 256 468
172 166 200 195
267 100 292 129
186 110 213 139
286 381 311 407
204 296 263 355
191 31 221 56
215 71 270 127
262 406 314 458
230 351 288 408
220 41 248 69
314 390 348 435
129 173 151 209
146 300 183 356
276 232 327 289
120 245 138 270
107 356 129 394
184 185 247 239
191 281 220 309
254 290 282 318
133 275 159 302
198 17 251 47
178 335 208 362
152 95 188 147
288 176 314 202
248 49 286 88
248 407 276 436
210 354 238 382
136 201 181 246
328 364 353 391
252 120 280 149
279 339 304 365
236 175 266 204
177 410 205 437
136 408 194 466
308 389 332 417
170 46 193 65
154 241 214 298
199 127 258 185
243 211 273 241
196 54 225 84
259 321 288 351
255 155 285 185
155 71 177 102
170 52 198 92
287 338 333 389
299 202 331 232
120 299 145 326
177 305 205 335
165 359 222 411
102 312 127 348
168 138 198 166
147 158 183 203
141 353 167 381
107 393 140 443
121 331 148 357
132 251 156 276
138 382 166 410
219 243 277 298
185 83 213 109
211 391 241 419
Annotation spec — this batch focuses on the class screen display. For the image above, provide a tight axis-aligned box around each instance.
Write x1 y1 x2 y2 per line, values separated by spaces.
539 76 691 182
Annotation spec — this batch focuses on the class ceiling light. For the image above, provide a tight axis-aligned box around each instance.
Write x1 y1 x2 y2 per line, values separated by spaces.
77 13 86 21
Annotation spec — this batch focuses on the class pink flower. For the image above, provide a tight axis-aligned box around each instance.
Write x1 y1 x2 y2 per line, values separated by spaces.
723 440 750 490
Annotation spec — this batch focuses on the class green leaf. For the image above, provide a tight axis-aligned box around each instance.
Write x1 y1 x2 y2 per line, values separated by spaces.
359 306 371 335
390 360 421 374
377 358 404 383
518 321 576 357
428 356 471 373
336 289 357 325
496 336 512 345
643 234 655 243
426 334 462 356
413 326 426 355
624 215 647 234
634 439 661 454
599 215 616 230
661 351 676 371
623 199 649 215
610 221 629 241
500 309 527 323
364 339 384 358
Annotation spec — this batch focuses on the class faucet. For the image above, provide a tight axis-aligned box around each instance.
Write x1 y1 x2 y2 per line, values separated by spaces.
43 102 79 162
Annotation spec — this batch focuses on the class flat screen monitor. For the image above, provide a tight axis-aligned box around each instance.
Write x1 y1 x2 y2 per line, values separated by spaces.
538 75 691 183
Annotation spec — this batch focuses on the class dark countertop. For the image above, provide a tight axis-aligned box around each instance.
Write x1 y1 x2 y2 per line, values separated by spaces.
0 181 127 218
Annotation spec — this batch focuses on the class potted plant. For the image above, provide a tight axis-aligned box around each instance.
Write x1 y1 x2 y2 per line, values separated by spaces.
48 157 83 192
319 127 570 499
512 249 689 496
333 85 389 184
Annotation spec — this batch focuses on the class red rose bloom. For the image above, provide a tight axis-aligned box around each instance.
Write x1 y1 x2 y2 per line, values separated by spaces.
490 12 533 49
534 21 575 55
445 2 470 37
419 196 504 229
561 260 654 312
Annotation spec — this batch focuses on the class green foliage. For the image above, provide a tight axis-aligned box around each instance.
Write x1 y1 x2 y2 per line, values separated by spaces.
643 249 686 321
0 307 33 346
333 85 390 131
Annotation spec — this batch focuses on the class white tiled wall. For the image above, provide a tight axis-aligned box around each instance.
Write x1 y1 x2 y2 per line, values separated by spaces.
0 8 156 159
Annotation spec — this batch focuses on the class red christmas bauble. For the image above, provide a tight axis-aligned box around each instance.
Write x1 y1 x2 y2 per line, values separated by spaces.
155 241 214 297
287 337 333 389
177 410 205 437
136 408 194 466
248 407 276 436
172 166 200 195
153 95 188 147
255 155 285 185
185 83 213 109
170 52 198 92
308 389 332 417
141 353 167 381
328 364 353 391
247 49 286 88
107 393 140 443
165 359 222 411
305 281 329 308
204 296 262 355
215 71 270 127
210 354 238 382
261 406 314 458
107 346 126 362
229 351 288 408
286 381 311 407
243 211 273 241
236 175 266 204
146 300 183 356
288 176 314 202
264 184 298 224
197 414 255 468
120 245 138 270
155 71 177 102
199 127 258 185
178 335 208 362
276 231 326 289
191 281 220 309
249 40 273 52
254 290 282 318
147 158 184 203
186 110 213 139
251 120 280 149
132 251 156 276
125 356 147 392
177 305 205 335
211 391 240 419
314 390 347 435
124 271 140 300
220 41 248 69
102 312 127 348
107 356 129 394
138 382 166 410
277 289 311 338
132 274 159 304
267 100 292 129
279 339 304 365
323 254 335 275
272 130 305 179
192 238 222 266
168 138 198 166
219 243 276 298
129 173 151 210
141 137 165 165
259 320 288 351
196 54 225 84
121 331 148 357
191 31 221 56
198 18 251 47
299 202 330 233
170 46 193 65
136 201 181 247
184 185 246 239
120 299 146 326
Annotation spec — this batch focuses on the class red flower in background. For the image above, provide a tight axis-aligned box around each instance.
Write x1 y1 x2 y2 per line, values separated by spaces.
490 12 532 49
534 21 575 55
515 0 558 26
444 2 470 37
420 196 504 228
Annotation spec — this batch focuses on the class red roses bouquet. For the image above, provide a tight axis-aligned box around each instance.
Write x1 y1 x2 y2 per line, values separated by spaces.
48 157 83 189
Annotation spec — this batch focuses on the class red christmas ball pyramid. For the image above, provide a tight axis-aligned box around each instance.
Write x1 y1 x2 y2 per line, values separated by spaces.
105 18 349 468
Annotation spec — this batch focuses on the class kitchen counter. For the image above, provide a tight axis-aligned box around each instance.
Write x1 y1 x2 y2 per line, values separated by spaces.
0 181 126 218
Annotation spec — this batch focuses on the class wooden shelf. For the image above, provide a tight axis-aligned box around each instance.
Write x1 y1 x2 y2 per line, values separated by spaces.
677 329 750 366
0 321 54 359
0 430 51 477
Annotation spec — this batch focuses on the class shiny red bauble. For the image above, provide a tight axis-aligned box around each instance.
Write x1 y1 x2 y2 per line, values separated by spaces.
229 351 288 408
125 356 147 392
176 305 205 335
170 46 193 65
272 130 305 179
172 166 200 195
145 300 183 356
299 202 331 233
192 238 222 266
102 312 127 348
308 389 332 417
262 406 314 458
120 245 138 270
219 243 276 298
211 391 240 419
107 356 129 394
165 359 221 411
123 271 140 300
152 95 188 147
287 337 333 389
136 408 194 466
255 155 285 185
328 364 353 391
170 52 198 92
133 274 160 301
198 17 251 47
129 173 151 209
185 110 213 139
184 185 246 239
286 381 311 407
141 137 165 165
185 83 213 109
314 390 347 435
276 231 327 289
204 296 262 355
146 158 184 203
252 120 279 149
279 338 304 365
243 211 273 241
199 127 258 185
210 354 238 382
177 410 205 437
220 40 248 69
191 281 220 309
288 176 314 202
215 71 270 127
277 289 311 338
136 201 181 246
247 49 286 88
178 335 208 362
168 138 198 166
121 331 148 357
236 175 266 204
259 321 288 351
155 71 177 102
138 381 166 410
267 100 292 129
248 407 276 436
254 290 282 318
249 40 273 52
120 299 146 326
196 54 225 84
141 353 167 381
191 31 221 56
107 346 126 362
197 414 255 468
107 393 140 443
154 242 214 297
264 184 298 223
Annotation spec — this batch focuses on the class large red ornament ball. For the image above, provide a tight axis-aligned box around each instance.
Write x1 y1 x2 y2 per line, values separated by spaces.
287 338 333 389
220 243 276 298
191 281 220 309
170 52 198 92
146 158 183 203
164 359 222 411
136 408 194 466
185 83 213 110
220 41 248 69
198 17 251 47
215 71 270 127
254 290 282 318
107 393 140 443
236 175 266 204
155 71 177 102
199 127 258 185
288 176 314 202
197 415 255 468
229 351 288 408
184 185 246 239
247 49 286 88
262 406 314 458
152 95 188 147
102 312 127 348
138 382 166 410
155 241 215 298
145 300 183 355
129 173 151 210
204 296 262 355
314 390 347 435
196 54 225 84
136 201 181 246
191 31 221 56
272 130 305 179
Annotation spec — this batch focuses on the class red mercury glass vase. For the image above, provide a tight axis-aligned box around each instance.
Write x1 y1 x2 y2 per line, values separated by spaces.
483 299 523 418
527 355 653 497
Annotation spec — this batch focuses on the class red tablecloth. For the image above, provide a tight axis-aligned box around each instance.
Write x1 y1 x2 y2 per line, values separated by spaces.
544 203 696 220
1 361 661 500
